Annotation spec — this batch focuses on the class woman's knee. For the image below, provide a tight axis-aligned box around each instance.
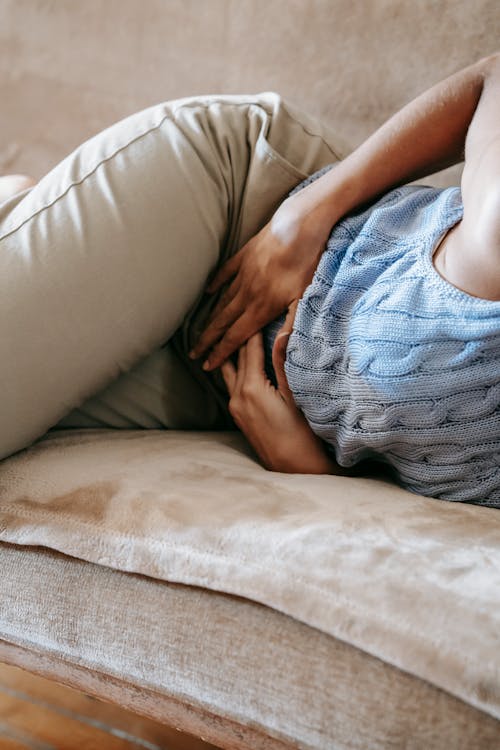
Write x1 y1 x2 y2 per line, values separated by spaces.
0 102 236 460
0 174 37 202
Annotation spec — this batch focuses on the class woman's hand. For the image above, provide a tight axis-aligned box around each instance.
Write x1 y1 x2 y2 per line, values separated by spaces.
189 186 335 371
190 54 500 372
219 302 342 475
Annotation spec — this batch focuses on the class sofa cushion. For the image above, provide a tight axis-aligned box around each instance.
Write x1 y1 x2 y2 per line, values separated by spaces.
1 542 499 750
0 427 499 723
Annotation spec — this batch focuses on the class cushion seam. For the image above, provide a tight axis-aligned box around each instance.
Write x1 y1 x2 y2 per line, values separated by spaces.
170 97 344 161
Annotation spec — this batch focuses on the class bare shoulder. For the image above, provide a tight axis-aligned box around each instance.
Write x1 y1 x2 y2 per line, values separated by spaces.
463 52 500 161
437 52 500 301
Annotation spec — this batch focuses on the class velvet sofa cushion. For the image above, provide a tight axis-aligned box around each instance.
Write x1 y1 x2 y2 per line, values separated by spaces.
2 542 499 750
0 427 499 723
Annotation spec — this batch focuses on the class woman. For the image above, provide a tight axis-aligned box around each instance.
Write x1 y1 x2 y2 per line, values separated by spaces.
204 51 500 506
1 53 498 505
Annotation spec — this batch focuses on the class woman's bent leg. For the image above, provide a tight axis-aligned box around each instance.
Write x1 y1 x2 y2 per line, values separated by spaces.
1 93 344 458
0 101 224 458
53 341 225 431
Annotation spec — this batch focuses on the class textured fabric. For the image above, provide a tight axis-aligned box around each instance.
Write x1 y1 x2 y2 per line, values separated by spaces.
0 92 342 460
1 5 499 749
2 543 500 750
264 171 500 507
3 0 498 189
1 427 499 723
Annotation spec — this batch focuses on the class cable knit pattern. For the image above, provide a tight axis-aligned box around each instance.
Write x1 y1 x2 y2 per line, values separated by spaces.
262 166 500 506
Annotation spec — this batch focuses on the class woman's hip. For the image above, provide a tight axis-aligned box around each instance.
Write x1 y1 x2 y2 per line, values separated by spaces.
1 92 345 454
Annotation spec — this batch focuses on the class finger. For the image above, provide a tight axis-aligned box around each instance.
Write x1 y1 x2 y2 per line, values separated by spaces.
191 290 244 360
235 338 247 391
204 275 241 331
272 332 294 404
244 331 266 381
191 278 241 357
284 298 299 328
202 308 265 371
205 246 246 293
272 299 299 403
219 359 237 396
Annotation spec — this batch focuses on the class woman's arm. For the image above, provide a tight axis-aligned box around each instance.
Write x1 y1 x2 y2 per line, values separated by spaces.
281 53 498 242
442 53 500 299
191 53 499 370
220 330 347 475
220 304 348 475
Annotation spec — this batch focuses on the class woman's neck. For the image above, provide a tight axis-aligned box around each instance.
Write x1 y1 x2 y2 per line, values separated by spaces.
432 212 500 301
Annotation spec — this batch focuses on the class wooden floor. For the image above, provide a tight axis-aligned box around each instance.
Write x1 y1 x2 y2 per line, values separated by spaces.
0 662 220 750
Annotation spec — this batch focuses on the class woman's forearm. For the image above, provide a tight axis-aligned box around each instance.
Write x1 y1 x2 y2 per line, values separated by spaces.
194 54 498 371
288 53 498 235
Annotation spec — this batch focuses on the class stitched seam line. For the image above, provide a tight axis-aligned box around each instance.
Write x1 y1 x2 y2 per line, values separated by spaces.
0 97 341 244
258 138 308 180
170 97 343 160
0 111 175 243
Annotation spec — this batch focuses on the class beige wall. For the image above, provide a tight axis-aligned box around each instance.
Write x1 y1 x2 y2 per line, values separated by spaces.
1 0 498 183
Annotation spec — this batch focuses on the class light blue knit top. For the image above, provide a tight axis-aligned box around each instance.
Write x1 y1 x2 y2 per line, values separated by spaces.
262 166 500 507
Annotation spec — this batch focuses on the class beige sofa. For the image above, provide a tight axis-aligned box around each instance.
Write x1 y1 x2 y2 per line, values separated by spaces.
1 2 500 748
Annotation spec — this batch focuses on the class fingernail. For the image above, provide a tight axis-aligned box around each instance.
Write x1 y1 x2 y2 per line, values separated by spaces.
202 360 210 371
188 349 196 359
